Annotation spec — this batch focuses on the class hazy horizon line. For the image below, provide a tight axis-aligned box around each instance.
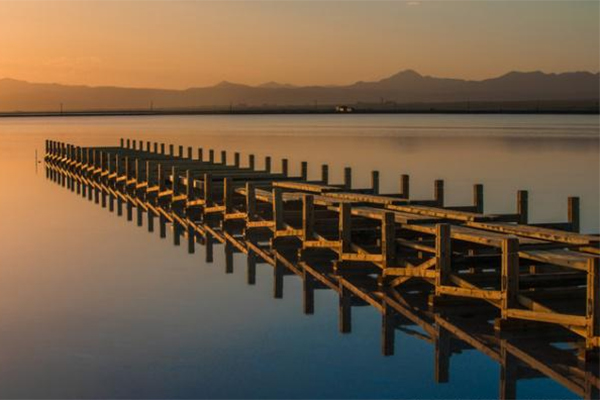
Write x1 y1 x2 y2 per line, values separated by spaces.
2 68 599 92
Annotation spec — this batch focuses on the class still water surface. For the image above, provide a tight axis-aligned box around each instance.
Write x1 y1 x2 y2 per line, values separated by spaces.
0 114 598 398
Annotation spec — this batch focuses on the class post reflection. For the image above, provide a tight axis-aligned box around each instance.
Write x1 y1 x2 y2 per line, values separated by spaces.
46 164 599 400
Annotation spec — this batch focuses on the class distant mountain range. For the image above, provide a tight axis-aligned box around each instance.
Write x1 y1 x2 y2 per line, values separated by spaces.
0 70 598 112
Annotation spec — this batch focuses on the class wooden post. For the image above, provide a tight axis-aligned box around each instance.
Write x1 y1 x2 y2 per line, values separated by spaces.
381 301 395 356
265 156 271 173
501 237 519 319
171 166 178 196
158 164 165 191
474 184 484 213
134 158 140 183
321 164 329 184
273 188 284 231
568 197 580 233
185 169 193 200
221 150 227 165
435 224 451 290
247 251 256 285
234 152 240 168
148 209 154 232
224 177 233 214
435 179 444 207
585 258 599 359
205 234 214 263
120 138 124 148
132 139 137 150
434 325 450 383
187 146 192 160
188 225 196 254
177 145 182 158
126 139 131 149
499 341 517 400
109 192 115 212
339 285 352 333
209 149 215 163
225 243 233 273
274 259 284 299
169 144 174 156
114 193 122 215
371 170 380 194
146 161 152 185
203 173 212 206
301 161 308 180
517 190 528 224
160 143 165 155
249 154 255 170
302 270 314 314
124 156 130 180
198 148 203 161
344 167 352 190
137 203 143 227
173 221 181 246
127 201 133 221
302 194 314 240
146 141 151 152
382 212 396 268
153 142 158 153
114 153 120 178
339 203 352 257
281 159 288 176
246 182 256 222
159 214 166 238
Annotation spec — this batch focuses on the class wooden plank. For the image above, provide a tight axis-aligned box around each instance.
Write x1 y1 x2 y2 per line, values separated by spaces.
466 221 599 246
387 204 493 222
505 309 587 327
273 181 341 193
519 249 597 271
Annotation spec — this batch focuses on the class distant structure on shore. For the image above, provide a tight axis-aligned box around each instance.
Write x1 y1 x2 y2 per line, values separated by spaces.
335 105 355 113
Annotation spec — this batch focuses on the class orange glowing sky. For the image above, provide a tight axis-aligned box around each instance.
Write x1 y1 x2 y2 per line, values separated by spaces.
0 1 598 89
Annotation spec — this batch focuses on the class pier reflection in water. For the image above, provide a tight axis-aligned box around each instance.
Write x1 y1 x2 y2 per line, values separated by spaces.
46 162 599 400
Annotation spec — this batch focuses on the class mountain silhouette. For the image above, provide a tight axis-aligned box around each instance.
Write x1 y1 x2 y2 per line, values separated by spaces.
0 70 597 111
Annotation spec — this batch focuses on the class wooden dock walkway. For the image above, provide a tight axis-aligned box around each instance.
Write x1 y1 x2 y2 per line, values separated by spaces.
44 139 599 398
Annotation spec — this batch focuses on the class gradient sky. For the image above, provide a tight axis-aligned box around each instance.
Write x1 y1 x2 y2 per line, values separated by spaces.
0 1 598 89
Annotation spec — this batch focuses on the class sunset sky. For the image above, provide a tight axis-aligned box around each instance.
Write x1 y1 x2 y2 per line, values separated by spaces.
0 1 598 89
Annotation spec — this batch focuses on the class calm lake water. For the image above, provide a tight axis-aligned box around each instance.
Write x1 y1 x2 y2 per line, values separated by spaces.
0 114 598 398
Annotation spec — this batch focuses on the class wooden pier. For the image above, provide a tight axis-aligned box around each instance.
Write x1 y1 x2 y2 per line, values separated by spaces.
44 138 599 398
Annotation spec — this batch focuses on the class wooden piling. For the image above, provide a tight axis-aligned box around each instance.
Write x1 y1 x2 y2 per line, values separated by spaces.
247 251 256 285
435 224 451 289
302 270 315 314
435 179 444 207
282 159 288 176
372 170 380 194
569 197 580 233
474 184 484 213
302 194 314 241
339 285 352 333
321 164 329 184
518 190 529 224
344 167 352 189
501 237 519 319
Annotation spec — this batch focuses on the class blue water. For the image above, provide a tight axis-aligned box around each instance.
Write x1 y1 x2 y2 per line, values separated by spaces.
0 114 597 398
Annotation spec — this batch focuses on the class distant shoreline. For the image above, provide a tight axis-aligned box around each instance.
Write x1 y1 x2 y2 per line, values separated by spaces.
0 107 598 118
